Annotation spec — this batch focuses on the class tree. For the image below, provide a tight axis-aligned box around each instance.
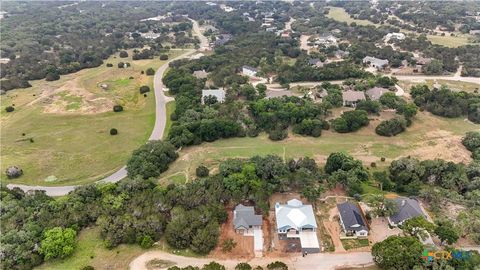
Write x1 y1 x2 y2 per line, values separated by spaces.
146 68 155 76
356 100 381 114
139 85 150 94
325 152 363 174
379 92 403 109
118 62 125 68
423 59 444 75
191 222 219 254
5 106 14 112
126 140 178 179
110 128 118 135
202 262 225 270
434 221 459 245
462 131 480 152
39 227 77 260
139 235 154 249
266 261 288 270
401 216 435 240
45 72 60 81
371 236 424 270
196 165 209 177
160 54 169 60
119 51 129 58
331 110 369 133
235 263 252 270
113 105 123 112
375 117 407 136
221 238 237 252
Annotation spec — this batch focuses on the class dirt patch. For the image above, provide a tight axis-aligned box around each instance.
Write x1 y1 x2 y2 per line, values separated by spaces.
408 130 471 163
42 78 114 114
369 218 402 244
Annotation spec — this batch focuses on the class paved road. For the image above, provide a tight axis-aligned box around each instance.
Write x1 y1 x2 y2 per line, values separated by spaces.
7 21 204 196
129 250 374 270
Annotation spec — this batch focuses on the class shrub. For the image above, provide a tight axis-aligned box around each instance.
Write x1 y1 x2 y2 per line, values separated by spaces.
235 263 252 270
221 238 237 252
196 165 209 177
139 85 150 94
81 266 95 270
266 261 288 270
381 157 386 162
462 131 480 151
45 72 60 81
332 110 369 133
356 100 381 114
119 51 128 58
160 54 169 60
371 162 377 168
5 166 23 179
106 63 113 67
139 235 154 249
247 128 259 137
146 68 155 76
118 62 125 68
113 105 123 112
5 106 14 112
110 128 118 135
375 117 407 137
268 128 288 141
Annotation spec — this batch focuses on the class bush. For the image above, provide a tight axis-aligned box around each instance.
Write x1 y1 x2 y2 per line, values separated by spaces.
113 105 123 112
247 128 260 137
126 140 178 179
80 266 95 270
139 86 150 94
356 100 381 114
106 63 113 67
235 263 252 270
160 54 169 60
139 235 154 249
118 62 125 68
332 110 369 133
119 51 128 58
221 238 237 252
5 106 14 112
45 72 60 81
110 128 118 135
196 165 209 177
5 166 23 179
266 261 288 270
462 131 480 151
375 117 407 137
292 119 322 137
268 128 288 141
146 68 155 76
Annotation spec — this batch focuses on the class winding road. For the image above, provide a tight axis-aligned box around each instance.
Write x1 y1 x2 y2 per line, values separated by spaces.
6 22 203 196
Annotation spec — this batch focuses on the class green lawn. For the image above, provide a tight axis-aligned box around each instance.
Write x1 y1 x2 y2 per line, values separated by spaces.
326 7 375 26
340 239 370 250
36 227 146 270
1 49 183 186
159 111 478 184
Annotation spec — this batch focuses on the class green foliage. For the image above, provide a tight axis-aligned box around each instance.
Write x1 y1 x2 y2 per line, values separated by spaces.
45 72 60 81
196 165 209 177
221 238 237 252
113 105 124 112
39 227 77 260
126 140 178 179
160 54 169 60
235 263 252 270
110 128 118 135
371 236 424 270
139 85 150 94
355 100 381 114
325 152 363 174
292 119 323 137
434 221 459 245
379 92 404 109
462 131 480 152
119 51 129 58
266 261 288 270
202 262 225 270
5 106 14 112
146 68 155 76
331 110 369 133
268 128 288 141
139 235 154 249
375 117 407 136
401 217 436 240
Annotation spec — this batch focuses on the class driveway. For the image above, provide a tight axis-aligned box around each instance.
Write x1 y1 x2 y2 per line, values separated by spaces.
369 217 402 244
129 250 373 270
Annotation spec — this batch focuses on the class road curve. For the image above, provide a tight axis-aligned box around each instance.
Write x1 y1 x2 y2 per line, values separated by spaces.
6 24 203 196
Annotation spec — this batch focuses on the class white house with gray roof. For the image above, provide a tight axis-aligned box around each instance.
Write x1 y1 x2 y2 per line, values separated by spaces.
233 204 262 235
388 197 428 227
202 89 225 104
337 202 369 238
242 65 258 77
363 56 389 70
275 199 320 253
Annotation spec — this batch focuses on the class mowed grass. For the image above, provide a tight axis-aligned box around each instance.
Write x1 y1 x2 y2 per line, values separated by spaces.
326 7 375 26
426 34 472 48
159 111 478 184
1 49 184 186
398 79 480 94
36 227 146 270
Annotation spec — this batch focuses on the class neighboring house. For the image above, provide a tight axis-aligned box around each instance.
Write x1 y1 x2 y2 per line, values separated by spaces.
266 26 278 32
315 34 337 46
470 30 480 35
337 202 369 238
366 87 389 101
233 204 263 235
202 89 225 104
363 56 389 70
335 50 350 59
266 90 294 99
308 58 324 68
388 197 428 227
275 199 320 253
342 90 366 107
384 32 406 42
242 65 258 77
193 70 208 79
413 57 433 72
212 34 232 47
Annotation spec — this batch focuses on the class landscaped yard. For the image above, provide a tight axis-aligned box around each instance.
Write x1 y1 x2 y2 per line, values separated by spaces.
1 49 184 186
159 111 478 185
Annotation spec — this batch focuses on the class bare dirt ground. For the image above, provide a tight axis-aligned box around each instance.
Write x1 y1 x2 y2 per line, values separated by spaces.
209 209 255 260
369 218 402 244
322 206 346 253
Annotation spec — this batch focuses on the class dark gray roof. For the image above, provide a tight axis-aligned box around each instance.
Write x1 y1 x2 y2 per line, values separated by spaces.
337 202 368 232
389 197 425 224
233 204 262 229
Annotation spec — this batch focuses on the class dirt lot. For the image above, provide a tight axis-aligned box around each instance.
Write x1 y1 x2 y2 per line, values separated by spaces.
322 206 346 253
368 218 402 244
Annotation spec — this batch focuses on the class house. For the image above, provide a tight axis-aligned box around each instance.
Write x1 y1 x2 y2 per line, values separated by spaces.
388 197 428 227
363 56 389 70
342 90 366 107
314 34 337 46
413 57 433 72
470 30 480 35
335 50 350 59
337 202 369 238
308 58 324 68
384 32 406 42
266 90 295 99
193 70 208 79
213 34 232 47
242 65 258 77
366 87 389 101
275 199 320 253
202 89 225 104
233 204 263 235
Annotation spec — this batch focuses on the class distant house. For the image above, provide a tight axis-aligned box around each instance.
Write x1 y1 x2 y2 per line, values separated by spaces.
242 65 258 77
213 34 232 47
384 32 406 42
335 50 350 59
202 89 225 104
193 70 208 79
470 30 480 35
233 204 263 235
266 90 295 99
315 34 337 46
308 58 324 68
337 202 369 238
413 57 433 72
388 197 428 227
363 56 389 70
366 87 389 101
275 199 320 253
342 90 366 107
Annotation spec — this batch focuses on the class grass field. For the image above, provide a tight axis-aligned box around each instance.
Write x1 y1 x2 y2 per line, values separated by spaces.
159 111 478 185
1 49 184 186
398 79 480 94
36 227 146 270
326 7 473 47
